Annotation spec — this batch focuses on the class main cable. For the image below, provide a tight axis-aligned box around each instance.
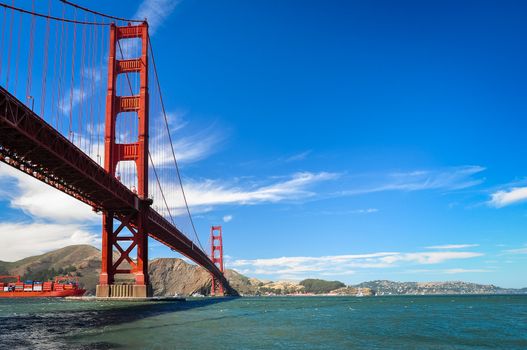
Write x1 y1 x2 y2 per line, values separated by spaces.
0 2 109 25
116 37 176 227
59 0 144 23
148 33 204 251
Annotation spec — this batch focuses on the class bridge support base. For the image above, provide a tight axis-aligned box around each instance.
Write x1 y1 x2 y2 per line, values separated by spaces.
96 284 152 298
95 284 110 298
132 285 149 298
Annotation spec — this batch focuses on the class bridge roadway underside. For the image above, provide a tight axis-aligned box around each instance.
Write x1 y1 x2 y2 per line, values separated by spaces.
0 86 229 292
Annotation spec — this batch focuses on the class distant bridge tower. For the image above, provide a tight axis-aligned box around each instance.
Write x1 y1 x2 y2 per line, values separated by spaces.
96 22 151 298
210 226 225 296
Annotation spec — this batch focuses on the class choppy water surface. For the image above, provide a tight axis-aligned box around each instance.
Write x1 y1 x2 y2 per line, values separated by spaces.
0 295 526 349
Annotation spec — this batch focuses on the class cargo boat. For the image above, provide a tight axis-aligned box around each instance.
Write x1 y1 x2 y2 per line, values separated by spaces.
0 275 85 298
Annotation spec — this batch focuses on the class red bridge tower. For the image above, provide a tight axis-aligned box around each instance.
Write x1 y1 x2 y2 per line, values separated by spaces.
96 22 151 298
210 226 225 296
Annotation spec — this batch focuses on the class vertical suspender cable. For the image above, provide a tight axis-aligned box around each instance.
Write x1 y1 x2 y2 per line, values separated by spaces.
68 8 77 141
6 1 14 89
13 8 21 95
96 20 104 165
26 0 36 106
50 4 61 129
40 0 51 119
149 34 204 251
88 20 96 158
57 3 66 132
0 6 6 81
78 13 87 150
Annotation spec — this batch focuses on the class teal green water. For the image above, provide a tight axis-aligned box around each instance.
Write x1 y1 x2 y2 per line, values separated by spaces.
1 295 526 349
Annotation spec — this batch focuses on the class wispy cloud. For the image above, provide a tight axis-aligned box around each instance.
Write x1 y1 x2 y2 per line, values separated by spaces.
230 250 484 280
503 246 527 255
283 150 311 162
351 208 379 214
151 171 338 217
442 268 491 274
489 187 527 208
58 67 103 116
223 215 233 223
58 88 86 115
341 166 485 196
426 244 479 250
184 172 339 209
405 268 491 274
134 0 180 35
150 119 224 166
0 222 99 261
315 208 379 216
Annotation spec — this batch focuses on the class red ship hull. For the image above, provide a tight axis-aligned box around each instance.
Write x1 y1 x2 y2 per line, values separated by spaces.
0 289 86 298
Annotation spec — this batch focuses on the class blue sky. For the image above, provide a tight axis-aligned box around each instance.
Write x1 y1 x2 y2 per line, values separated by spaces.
1 0 527 288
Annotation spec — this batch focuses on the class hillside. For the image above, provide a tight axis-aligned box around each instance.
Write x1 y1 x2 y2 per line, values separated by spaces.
355 280 526 295
0 245 254 296
0 245 101 292
2 246 525 297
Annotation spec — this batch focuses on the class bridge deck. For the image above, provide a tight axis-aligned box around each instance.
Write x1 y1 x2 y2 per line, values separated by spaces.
0 86 228 289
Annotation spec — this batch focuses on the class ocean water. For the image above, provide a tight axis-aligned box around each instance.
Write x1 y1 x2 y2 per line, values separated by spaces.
0 295 526 349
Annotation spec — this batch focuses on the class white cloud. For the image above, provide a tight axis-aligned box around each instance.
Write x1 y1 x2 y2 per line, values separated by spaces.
223 215 233 223
0 164 98 223
426 244 479 250
377 252 483 265
173 132 223 164
134 0 180 35
230 250 483 279
342 166 485 196
283 151 311 162
442 268 491 274
149 120 224 166
184 172 338 209
58 88 86 115
503 247 527 254
317 208 379 215
151 171 338 217
489 187 527 208
404 268 491 274
0 222 99 261
351 208 378 214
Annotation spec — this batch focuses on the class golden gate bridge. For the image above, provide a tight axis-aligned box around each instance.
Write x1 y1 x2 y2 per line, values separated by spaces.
0 0 230 297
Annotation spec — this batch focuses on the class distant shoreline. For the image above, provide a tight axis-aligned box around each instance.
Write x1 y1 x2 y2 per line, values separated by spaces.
239 293 527 297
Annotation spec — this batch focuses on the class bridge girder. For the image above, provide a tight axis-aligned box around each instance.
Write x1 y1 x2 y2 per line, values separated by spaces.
0 85 232 295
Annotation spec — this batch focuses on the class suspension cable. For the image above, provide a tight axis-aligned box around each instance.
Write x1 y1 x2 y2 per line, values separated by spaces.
116 37 176 227
0 2 109 25
0 6 6 81
59 0 144 23
26 0 36 104
148 33 204 251
40 0 51 119
149 152 176 225
5 0 13 89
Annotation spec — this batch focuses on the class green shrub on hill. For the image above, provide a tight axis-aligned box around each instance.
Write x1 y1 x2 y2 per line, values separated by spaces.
299 279 345 294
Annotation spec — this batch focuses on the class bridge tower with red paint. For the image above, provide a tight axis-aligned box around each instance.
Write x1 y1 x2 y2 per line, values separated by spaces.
96 22 151 298
210 226 225 296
